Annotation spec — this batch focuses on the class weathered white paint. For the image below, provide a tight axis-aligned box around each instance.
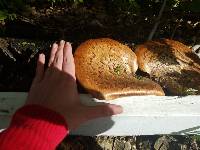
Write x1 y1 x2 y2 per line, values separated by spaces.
0 92 200 135
192 44 200 58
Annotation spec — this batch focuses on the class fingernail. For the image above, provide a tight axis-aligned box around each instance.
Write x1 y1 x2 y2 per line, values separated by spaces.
38 53 45 62
116 105 123 113
53 43 57 48
66 41 73 45
39 53 45 58
60 40 65 44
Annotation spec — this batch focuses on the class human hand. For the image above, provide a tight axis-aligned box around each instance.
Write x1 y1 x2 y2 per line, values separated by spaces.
26 40 123 130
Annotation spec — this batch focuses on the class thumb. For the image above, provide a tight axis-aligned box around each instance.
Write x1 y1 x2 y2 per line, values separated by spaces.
83 104 123 121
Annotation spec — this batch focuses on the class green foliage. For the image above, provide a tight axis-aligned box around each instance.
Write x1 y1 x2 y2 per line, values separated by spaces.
114 65 122 75
107 0 140 14
192 135 200 142
48 0 83 5
189 0 200 12
0 10 16 21
0 0 27 12
73 0 83 3
0 0 199 22
0 0 27 21
107 0 200 15
0 10 8 21
48 0 65 3
178 0 200 12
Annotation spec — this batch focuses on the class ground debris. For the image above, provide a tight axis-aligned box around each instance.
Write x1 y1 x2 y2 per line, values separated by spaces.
154 135 179 150
57 135 200 150
57 136 136 150
96 136 114 149
0 38 16 61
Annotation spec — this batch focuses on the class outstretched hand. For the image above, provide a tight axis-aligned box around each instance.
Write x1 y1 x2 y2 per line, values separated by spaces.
26 40 123 130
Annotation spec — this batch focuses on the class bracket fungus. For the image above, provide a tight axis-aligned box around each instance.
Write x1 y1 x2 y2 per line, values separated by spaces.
74 38 164 100
135 39 200 95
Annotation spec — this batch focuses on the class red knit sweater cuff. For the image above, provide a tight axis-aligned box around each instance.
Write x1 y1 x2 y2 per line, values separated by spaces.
0 105 69 150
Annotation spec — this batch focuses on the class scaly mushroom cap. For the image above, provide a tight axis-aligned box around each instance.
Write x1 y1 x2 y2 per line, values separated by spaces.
135 39 200 95
74 38 164 100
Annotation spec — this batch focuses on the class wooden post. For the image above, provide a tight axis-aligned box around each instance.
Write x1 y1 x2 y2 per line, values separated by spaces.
1 92 200 135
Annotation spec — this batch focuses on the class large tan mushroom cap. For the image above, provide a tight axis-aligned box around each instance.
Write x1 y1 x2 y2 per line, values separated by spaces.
74 38 165 100
135 39 200 95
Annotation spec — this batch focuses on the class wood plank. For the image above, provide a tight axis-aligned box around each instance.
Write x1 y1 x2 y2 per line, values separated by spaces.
0 92 200 135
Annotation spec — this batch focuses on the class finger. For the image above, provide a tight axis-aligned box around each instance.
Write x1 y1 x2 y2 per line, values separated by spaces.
53 40 65 70
35 53 45 82
63 42 76 79
83 104 123 121
48 43 58 67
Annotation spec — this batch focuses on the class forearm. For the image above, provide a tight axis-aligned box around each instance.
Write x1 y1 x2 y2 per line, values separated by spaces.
0 105 69 150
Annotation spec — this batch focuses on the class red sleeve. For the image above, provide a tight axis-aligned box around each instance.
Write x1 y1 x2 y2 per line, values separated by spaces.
0 105 69 150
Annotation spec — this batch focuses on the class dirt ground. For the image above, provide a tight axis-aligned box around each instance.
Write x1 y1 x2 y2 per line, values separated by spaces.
56 135 200 150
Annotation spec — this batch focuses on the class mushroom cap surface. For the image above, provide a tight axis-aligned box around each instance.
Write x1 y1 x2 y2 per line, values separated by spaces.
135 39 200 95
74 38 165 100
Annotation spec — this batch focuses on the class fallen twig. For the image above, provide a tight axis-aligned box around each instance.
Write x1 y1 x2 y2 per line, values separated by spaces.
148 0 167 40
170 19 182 39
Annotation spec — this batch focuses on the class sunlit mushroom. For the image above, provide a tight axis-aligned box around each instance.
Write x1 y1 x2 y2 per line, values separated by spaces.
74 38 164 100
135 39 200 95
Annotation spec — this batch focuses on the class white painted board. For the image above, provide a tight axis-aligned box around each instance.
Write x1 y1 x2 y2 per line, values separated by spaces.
0 92 200 135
